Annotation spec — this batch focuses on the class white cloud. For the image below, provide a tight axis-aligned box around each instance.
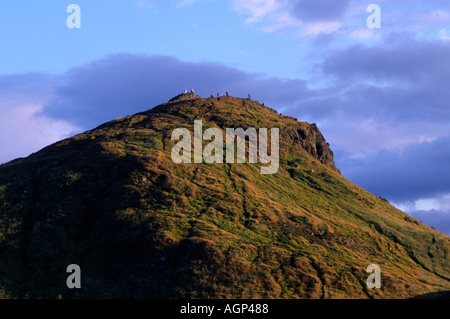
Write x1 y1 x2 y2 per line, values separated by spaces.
232 0 360 37
302 21 341 35
349 28 373 40
0 105 80 163
0 85 80 163
438 28 450 41
413 194 450 212
232 0 450 43
233 0 282 24
393 194 450 235
418 9 450 24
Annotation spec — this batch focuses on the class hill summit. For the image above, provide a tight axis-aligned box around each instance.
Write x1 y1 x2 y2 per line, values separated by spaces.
0 93 449 298
168 91 201 103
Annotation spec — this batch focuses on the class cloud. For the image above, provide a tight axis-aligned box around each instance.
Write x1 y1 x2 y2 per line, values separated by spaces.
233 0 282 24
339 136 450 202
233 0 351 24
0 74 80 163
42 54 312 129
321 38 450 85
232 0 352 35
396 193 450 235
232 0 450 44
279 37 450 156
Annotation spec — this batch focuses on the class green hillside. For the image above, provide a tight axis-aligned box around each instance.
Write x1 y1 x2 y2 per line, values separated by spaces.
0 94 449 298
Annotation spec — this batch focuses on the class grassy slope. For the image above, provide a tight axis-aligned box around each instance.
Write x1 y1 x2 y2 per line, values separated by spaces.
0 96 449 298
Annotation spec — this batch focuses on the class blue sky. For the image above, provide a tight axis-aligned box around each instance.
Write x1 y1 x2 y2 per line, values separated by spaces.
1 0 450 235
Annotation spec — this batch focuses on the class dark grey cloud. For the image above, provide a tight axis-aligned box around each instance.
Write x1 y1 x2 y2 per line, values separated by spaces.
338 136 450 202
290 0 350 22
284 39 450 125
0 73 54 97
43 54 312 129
409 210 450 236
322 39 450 83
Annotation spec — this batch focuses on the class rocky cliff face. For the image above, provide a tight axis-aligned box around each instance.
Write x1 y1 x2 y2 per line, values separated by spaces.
282 122 338 172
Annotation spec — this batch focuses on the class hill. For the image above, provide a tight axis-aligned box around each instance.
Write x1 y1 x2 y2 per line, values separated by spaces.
0 93 449 298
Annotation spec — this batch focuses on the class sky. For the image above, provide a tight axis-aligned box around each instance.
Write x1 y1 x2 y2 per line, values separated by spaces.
1 0 450 235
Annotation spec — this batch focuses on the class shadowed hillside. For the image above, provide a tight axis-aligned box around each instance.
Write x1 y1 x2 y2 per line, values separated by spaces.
0 93 449 299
